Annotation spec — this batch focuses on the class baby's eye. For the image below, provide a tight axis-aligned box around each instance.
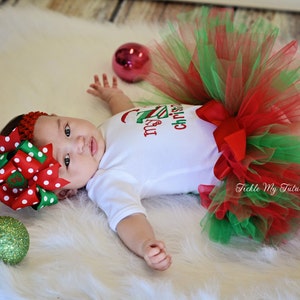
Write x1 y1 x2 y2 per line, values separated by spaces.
65 123 71 137
64 153 70 168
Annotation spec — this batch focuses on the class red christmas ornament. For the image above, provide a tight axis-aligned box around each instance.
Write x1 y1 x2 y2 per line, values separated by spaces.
112 42 151 83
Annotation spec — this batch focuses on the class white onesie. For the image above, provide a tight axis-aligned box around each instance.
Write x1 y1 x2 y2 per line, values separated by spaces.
86 104 220 231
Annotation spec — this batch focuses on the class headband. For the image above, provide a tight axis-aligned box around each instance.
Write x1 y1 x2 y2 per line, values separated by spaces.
0 114 69 210
18 111 48 142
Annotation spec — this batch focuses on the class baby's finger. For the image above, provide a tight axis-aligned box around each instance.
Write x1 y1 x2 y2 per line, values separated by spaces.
159 255 172 271
148 246 160 257
150 254 172 271
155 241 166 251
86 89 98 96
88 84 101 93
150 250 167 264
112 76 118 88
94 74 100 84
102 73 109 87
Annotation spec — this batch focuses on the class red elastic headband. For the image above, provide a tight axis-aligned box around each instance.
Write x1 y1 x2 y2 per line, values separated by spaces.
18 111 48 142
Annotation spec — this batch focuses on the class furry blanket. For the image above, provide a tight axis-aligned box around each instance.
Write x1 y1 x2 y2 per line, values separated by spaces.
0 6 299 300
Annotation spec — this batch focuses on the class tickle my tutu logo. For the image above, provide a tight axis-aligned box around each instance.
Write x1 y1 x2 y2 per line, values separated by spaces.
235 183 300 195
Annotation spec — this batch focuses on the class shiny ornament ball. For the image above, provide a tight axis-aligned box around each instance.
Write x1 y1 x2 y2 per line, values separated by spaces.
0 216 30 265
112 42 151 83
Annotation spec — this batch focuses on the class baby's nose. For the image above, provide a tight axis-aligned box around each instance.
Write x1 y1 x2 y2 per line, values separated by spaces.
75 136 85 153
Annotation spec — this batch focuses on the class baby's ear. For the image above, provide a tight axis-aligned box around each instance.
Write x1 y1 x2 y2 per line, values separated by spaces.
57 189 78 200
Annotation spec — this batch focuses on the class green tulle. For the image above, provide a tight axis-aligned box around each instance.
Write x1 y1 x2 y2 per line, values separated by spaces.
201 212 264 244
248 132 300 163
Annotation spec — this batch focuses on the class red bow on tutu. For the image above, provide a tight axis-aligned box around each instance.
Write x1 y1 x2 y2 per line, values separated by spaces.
196 100 247 181
0 128 69 210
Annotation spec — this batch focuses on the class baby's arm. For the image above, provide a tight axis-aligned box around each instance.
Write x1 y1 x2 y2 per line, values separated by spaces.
116 213 172 271
87 74 135 115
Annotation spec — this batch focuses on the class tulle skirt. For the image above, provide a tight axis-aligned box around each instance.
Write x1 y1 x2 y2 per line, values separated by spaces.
145 7 300 245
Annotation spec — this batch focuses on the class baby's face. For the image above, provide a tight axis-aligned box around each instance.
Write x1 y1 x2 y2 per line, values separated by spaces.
33 115 105 191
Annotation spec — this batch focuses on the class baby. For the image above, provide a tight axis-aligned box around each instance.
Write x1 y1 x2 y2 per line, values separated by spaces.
1 73 219 271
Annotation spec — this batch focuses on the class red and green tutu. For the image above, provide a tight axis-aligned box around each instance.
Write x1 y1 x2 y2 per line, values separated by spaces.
145 7 300 245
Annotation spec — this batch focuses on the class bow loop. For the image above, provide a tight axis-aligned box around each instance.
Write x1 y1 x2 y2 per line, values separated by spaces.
196 99 230 126
9 184 40 210
34 162 69 190
12 149 42 179
0 160 16 182
19 140 47 164
0 128 21 153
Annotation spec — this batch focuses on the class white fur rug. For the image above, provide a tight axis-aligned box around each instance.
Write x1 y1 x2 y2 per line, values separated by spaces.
0 6 299 300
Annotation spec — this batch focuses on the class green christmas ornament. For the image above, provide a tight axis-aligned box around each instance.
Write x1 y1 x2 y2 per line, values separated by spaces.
0 216 30 265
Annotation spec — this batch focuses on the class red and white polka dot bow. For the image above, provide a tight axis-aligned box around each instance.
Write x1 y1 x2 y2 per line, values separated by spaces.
0 128 69 210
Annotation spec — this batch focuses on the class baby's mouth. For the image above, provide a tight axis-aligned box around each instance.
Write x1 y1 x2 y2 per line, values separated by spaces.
90 137 98 156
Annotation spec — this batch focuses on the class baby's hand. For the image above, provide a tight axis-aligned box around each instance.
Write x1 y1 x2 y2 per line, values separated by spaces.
87 74 124 104
142 240 172 271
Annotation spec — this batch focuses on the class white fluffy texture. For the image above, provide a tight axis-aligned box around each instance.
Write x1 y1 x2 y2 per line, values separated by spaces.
0 7 299 300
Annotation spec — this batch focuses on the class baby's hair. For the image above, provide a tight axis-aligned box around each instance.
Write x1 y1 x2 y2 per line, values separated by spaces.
1 114 24 136
2 112 48 142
